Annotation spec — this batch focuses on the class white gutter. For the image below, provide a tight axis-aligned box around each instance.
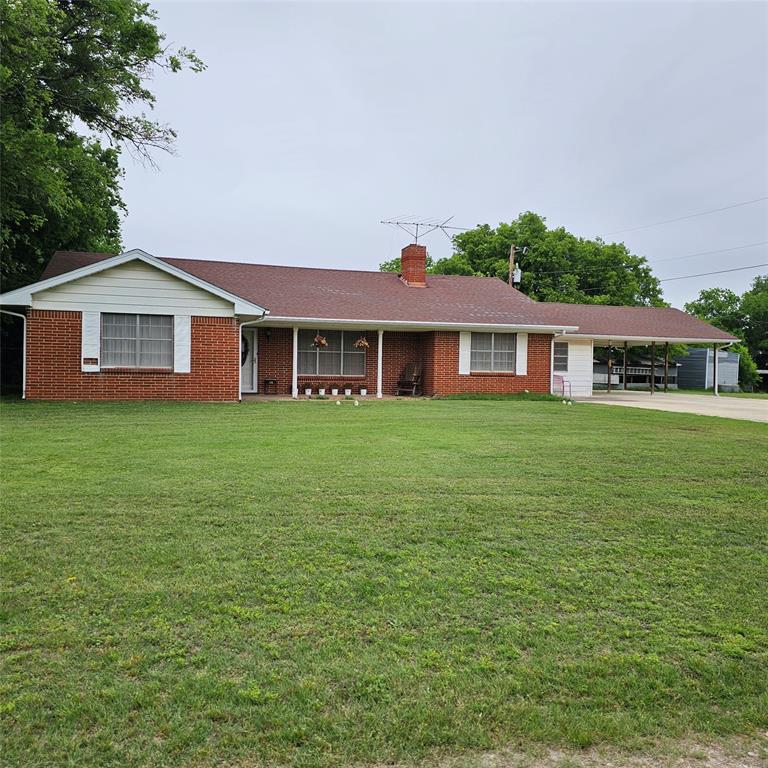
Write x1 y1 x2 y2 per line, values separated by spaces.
0 310 26 399
263 316 577 334
238 314 268 401
560 333 740 344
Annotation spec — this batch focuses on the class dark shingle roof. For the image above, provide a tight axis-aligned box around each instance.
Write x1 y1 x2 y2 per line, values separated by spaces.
39 251 738 341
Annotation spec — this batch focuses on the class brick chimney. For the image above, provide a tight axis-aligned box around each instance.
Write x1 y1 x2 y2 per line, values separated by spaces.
400 243 427 287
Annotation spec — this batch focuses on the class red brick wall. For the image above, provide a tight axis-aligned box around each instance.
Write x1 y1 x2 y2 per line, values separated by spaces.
258 328 393 394
26 310 239 401
425 331 552 396
255 328 551 396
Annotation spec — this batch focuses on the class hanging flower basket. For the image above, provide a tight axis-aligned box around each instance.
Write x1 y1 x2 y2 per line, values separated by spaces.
353 336 370 349
312 334 328 348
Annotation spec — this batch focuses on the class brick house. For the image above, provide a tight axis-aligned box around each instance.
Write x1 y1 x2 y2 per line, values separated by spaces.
0 245 736 401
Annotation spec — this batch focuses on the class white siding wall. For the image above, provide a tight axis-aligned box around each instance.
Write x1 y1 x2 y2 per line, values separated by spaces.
553 337 593 397
32 260 234 316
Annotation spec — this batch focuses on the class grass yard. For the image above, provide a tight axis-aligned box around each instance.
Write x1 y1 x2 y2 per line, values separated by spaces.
1 399 767 768
673 389 768 399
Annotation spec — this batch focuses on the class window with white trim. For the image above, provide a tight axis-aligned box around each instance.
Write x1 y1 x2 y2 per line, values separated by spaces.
101 314 174 369
297 329 366 376
470 332 516 372
553 341 569 372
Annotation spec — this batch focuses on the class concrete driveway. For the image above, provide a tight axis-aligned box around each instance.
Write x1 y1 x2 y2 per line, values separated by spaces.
578 391 768 423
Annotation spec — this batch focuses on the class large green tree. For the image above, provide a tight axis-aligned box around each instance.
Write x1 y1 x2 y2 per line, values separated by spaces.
740 275 768 370
380 212 664 306
0 0 203 291
684 277 768 390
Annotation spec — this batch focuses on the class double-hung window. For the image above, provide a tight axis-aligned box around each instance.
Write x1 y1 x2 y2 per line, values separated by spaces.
297 329 366 376
101 313 174 369
553 341 569 372
470 332 516 372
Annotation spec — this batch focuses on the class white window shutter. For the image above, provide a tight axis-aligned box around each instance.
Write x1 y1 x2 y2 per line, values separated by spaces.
174 315 191 373
459 331 471 375
515 332 528 375
81 312 100 372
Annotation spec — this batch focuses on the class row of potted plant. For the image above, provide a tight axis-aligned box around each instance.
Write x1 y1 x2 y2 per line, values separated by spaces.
305 385 368 397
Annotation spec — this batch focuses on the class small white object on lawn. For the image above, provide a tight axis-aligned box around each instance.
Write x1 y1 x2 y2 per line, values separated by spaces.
354 400 359 406
562 400 567 404
336 400 341 406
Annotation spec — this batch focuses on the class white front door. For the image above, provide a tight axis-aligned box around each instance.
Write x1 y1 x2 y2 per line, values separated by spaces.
241 329 258 393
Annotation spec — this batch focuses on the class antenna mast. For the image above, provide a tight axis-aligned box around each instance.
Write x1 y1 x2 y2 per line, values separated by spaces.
380 216 456 243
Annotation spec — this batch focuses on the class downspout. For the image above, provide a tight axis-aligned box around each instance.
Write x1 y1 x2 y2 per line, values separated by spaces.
238 315 267 402
712 341 735 397
0 309 27 400
550 335 555 394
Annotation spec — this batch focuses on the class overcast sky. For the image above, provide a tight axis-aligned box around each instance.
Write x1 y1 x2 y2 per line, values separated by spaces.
120 1 768 309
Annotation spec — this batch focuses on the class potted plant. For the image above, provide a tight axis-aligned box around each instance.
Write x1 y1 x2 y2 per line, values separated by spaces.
344 384 352 396
304 386 312 397
318 384 327 397
331 387 339 396
360 387 368 397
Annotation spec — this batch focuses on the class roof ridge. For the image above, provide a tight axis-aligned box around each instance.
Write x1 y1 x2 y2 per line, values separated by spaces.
162 256 511 280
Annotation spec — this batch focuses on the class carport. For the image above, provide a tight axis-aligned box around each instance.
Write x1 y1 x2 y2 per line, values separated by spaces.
543 303 740 398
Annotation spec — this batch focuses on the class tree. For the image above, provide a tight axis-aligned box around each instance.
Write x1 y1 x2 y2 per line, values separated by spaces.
0 0 204 291
682 288 744 338
379 212 664 306
684 281 766 391
740 275 768 370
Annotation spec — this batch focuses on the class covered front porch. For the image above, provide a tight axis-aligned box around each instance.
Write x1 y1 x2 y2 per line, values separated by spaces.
239 325 430 399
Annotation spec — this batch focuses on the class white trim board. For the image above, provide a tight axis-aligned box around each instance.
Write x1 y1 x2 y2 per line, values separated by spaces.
262 316 577 333
0 248 268 317
562 334 738 344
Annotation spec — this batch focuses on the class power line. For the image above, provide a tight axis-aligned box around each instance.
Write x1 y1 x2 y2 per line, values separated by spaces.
524 242 768 278
604 195 768 235
659 263 768 282
650 240 768 264
554 263 768 293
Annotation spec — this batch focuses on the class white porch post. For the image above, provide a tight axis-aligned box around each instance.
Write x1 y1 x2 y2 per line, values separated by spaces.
713 343 719 397
292 326 299 398
377 329 384 398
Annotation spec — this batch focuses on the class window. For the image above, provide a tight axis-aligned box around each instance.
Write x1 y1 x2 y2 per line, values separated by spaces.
101 314 174 369
553 341 569 372
470 332 516 372
297 329 366 376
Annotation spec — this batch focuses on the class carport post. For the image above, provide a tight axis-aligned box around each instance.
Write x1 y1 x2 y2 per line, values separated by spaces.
623 342 628 390
664 342 669 393
606 346 612 394
376 329 384 398
650 342 656 395
713 343 719 397
291 327 299 399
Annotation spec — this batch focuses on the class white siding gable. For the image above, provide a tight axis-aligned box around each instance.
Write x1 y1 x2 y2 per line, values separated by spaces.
33 260 234 317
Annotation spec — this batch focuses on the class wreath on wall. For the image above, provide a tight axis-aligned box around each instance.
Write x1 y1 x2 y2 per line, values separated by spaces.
353 336 370 349
312 334 328 348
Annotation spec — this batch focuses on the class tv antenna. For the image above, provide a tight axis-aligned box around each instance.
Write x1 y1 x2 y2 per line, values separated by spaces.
380 216 457 243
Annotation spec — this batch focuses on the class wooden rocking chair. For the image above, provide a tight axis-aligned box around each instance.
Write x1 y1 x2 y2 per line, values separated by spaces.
396 362 423 396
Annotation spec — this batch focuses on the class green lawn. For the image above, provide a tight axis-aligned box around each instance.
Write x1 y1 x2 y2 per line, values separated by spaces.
673 388 768 399
1 399 767 767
